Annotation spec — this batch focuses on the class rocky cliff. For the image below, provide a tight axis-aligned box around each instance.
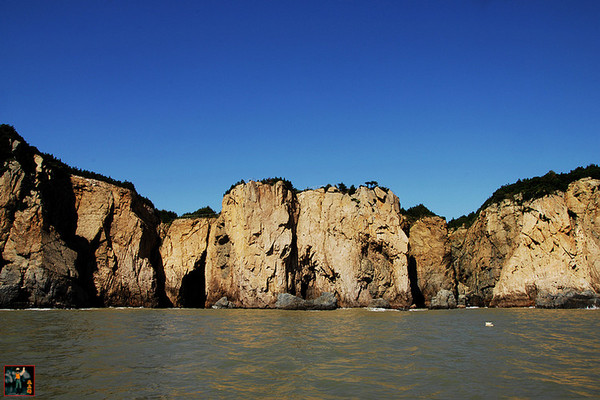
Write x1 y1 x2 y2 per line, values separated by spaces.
0 126 167 307
296 186 411 308
453 178 600 308
159 217 212 307
407 216 455 308
2 125 599 309
204 181 296 308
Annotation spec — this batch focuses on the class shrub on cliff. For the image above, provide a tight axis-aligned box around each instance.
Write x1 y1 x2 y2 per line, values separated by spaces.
180 206 218 218
224 180 246 196
157 209 178 224
449 164 600 230
481 165 600 210
260 177 297 193
447 212 477 230
335 183 357 195
1 125 156 209
224 177 297 196
401 204 438 223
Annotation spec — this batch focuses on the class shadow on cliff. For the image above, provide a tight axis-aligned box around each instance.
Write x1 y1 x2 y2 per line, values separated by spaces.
38 164 101 307
407 255 425 308
178 258 206 307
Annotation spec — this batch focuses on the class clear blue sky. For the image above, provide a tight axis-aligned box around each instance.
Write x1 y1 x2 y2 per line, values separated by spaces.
2 0 599 219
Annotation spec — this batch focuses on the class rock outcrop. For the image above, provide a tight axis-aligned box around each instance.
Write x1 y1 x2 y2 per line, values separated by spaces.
296 186 411 308
204 181 297 308
0 139 85 308
275 292 337 310
2 126 599 309
71 176 165 307
407 216 455 308
159 217 212 307
454 178 600 308
0 126 166 307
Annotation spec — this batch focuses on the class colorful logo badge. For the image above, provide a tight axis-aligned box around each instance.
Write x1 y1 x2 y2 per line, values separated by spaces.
4 366 35 397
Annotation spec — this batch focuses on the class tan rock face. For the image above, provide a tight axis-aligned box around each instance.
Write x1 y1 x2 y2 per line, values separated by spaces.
455 178 600 307
204 181 296 308
71 176 164 307
0 139 85 307
295 187 411 308
453 198 523 306
4 129 599 309
159 218 212 306
408 216 455 307
0 131 166 307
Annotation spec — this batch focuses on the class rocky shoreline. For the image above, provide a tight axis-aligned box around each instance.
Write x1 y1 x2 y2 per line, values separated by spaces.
1 125 599 310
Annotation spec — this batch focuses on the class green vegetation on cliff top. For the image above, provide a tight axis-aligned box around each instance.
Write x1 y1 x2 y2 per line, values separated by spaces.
1 124 155 209
180 206 218 219
4 124 599 230
448 165 600 229
401 204 438 223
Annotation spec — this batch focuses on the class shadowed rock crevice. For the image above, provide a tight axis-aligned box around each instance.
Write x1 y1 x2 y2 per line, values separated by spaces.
407 255 425 308
285 198 299 296
178 257 206 307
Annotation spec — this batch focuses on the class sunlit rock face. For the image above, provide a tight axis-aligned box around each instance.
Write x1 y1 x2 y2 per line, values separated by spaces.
0 130 165 307
295 186 411 308
3 127 599 309
407 216 455 308
159 217 212 307
454 178 600 308
71 175 165 307
204 181 297 308
0 143 84 308
201 183 412 309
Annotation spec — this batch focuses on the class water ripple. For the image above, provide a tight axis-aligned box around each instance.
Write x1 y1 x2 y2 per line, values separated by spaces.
1 308 599 398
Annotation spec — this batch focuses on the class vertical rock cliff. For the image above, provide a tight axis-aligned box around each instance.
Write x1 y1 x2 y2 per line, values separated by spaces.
71 176 165 307
407 216 455 308
2 126 599 309
296 186 411 308
0 135 85 307
204 181 296 308
454 178 600 308
0 126 167 307
159 217 212 307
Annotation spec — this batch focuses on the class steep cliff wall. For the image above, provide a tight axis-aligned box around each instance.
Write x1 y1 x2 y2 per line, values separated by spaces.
296 186 411 308
71 176 165 307
454 178 600 307
159 217 212 307
2 126 599 309
204 181 297 308
0 127 166 307
407 216 455 308
0 137 85 307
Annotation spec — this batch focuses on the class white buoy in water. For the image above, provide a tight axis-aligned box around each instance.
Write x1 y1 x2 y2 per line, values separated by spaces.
485 321 494 327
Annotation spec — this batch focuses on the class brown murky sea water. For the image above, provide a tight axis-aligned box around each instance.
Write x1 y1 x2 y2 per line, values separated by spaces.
1 308 599 399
